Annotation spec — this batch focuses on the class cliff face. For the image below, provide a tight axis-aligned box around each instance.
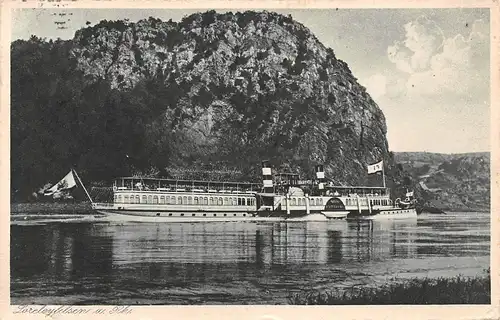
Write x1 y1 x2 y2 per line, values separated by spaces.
12 11 394 200
70 11 388 183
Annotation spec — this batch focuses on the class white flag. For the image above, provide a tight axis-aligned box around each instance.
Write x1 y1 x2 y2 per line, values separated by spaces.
367 160 383 174
406 191 414 197
44 170 77 196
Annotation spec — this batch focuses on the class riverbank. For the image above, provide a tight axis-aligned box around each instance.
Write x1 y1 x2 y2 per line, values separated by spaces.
288 269 490 304
11 202 94 215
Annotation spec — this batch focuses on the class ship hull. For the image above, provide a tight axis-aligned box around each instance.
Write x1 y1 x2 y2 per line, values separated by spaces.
94 209 342 223
347 208 417 220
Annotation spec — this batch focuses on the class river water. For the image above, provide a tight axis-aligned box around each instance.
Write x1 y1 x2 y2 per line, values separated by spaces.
10 212 490 305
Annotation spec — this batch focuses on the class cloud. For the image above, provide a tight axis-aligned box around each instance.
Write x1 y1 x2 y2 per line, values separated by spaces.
403 16 445 71
386 17 489 98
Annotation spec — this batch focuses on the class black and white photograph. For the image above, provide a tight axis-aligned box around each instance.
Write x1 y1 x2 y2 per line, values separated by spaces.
4 0 498 316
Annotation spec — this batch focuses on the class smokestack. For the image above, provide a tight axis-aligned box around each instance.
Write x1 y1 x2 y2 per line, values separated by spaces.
315 164 325 190
262 160 274 193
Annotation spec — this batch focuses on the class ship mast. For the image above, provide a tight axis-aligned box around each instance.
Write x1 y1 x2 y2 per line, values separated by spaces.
71 169 94 204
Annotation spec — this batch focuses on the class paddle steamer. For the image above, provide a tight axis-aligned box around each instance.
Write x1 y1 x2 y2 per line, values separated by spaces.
255 162 417 220
49 160 417 221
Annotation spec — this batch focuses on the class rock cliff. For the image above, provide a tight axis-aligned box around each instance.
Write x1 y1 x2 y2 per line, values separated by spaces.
12 11 397 199
71 11 389 181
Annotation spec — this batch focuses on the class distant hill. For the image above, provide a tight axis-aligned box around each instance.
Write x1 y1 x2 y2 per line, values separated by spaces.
394 152 490 212
394 152 489 166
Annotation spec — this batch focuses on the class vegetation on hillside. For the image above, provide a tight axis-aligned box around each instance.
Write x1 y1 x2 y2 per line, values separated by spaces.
394 152 490 212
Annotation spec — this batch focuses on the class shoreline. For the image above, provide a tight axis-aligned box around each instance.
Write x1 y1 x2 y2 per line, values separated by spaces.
11 202 94 215
11 202 490 215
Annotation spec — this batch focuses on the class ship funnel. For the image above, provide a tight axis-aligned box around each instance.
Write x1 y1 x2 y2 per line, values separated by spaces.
262 160 274 193
315 164 325 190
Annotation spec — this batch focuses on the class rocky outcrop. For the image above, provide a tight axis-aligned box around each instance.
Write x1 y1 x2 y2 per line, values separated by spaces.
70 11 389 183
11 11 397 200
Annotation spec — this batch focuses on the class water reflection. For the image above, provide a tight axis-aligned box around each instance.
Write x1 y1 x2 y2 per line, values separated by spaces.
11 213 490 304
11 224 113 280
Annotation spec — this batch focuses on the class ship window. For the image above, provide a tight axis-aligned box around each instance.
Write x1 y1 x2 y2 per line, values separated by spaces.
213 214 217 217
114 195 117 203
160 196 165 204
117 195 122 203
188 196 192 205
210 197 214 205
319 198 323 205
142 195 147 203
283 198 287 206
147 195 152 204
224 213 227 216
170 196 175 205
153 196 158 204
124 195 129 203
169 213 172 216
136 195 140 203
203 213 206 217
243 214 246 217
192 213 196 216
238 198 242 206
292 198 296 206
183 196 187 204
218 197 223 206
316 198 320 206
204 197 208 205
298 198 303 206
180 213 184 216
233 214 237 216
178 196 182 204
194 197 199 205
224 197 228 206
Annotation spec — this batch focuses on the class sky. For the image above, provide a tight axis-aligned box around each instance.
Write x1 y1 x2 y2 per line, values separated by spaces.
11 8 491 154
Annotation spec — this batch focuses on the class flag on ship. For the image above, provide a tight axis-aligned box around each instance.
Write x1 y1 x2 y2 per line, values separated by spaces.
44 170 77 196
406 191 414 197
367 160 383 174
